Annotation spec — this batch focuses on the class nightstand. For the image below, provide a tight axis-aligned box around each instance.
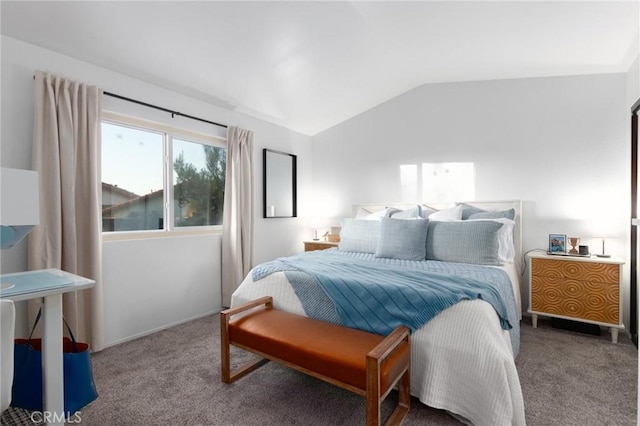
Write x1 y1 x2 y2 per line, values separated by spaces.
304 241 339 252
528 252 625 343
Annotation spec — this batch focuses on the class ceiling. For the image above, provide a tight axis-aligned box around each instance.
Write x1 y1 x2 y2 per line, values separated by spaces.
1 1 639 136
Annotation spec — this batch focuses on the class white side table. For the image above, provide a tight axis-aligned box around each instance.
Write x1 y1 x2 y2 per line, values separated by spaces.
1 269 95 425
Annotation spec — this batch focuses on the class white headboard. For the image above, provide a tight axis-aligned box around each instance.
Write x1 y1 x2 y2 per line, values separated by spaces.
353 200 524 274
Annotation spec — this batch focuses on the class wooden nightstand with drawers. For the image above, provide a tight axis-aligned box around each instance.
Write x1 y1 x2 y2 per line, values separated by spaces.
303 241 339 252
528 252 624 343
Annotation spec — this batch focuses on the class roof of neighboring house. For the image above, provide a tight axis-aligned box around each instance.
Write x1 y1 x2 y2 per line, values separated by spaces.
102 186 163 216
102 182 139 200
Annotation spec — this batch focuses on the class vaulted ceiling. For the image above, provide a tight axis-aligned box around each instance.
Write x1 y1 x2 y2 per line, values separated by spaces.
2 1 638 135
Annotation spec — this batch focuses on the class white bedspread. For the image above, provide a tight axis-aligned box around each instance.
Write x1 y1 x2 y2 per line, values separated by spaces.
231 268 526 426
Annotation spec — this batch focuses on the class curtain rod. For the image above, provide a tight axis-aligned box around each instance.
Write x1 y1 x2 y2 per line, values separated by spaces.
104 91 228 129
32 75 228 129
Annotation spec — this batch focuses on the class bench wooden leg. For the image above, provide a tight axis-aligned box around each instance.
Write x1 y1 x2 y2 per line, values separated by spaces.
386 369 410 426
366 326 411 426
366 359 381 426
365 361 410 426
366 356 381 426
220 298 272 383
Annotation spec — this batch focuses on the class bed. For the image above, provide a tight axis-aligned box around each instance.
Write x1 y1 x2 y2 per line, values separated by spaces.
231 201 525 426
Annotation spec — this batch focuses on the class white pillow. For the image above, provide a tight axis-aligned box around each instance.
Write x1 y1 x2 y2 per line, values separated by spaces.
355 207 373 218
420 205 438 218
428 205 464 221
356 207 397 221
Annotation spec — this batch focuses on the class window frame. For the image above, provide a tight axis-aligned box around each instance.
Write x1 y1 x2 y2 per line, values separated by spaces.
101 111 227 240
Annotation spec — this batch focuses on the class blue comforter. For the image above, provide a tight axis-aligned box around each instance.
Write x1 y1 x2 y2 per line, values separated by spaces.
253 249 519 354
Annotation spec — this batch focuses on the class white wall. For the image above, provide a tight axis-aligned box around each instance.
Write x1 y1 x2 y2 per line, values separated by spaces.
1 36 312 344
628 55 639 109
102 235 221 345
3 34 635 341
311 73 631 329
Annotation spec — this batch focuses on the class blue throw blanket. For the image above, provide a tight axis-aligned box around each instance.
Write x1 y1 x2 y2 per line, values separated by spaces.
253 250 516 347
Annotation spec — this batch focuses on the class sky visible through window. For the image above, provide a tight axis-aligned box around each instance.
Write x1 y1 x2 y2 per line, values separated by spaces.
102 122 208 196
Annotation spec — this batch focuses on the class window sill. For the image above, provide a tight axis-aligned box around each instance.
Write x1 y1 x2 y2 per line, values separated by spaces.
102 228 222 242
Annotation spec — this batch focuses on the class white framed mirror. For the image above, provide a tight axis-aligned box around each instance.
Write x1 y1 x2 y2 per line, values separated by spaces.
263 149 297 218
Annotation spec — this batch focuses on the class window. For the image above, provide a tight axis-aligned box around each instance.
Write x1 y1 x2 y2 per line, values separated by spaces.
101 114 226 233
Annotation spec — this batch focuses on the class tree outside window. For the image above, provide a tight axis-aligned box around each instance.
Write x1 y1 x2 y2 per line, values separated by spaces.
101 119 226 233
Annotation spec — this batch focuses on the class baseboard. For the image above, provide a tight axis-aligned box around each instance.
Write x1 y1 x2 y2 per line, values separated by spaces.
103 309 221 350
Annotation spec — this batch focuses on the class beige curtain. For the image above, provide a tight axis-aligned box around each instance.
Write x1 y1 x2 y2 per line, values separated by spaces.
221 126 254 307
28 71 105 352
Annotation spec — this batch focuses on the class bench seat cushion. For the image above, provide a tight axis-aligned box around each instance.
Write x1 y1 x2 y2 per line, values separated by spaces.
229 309 409 392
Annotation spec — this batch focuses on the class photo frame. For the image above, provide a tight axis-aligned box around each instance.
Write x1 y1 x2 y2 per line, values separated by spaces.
548 234 567 254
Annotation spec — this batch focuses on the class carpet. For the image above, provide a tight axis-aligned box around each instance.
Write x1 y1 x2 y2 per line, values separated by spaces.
1 315 636 425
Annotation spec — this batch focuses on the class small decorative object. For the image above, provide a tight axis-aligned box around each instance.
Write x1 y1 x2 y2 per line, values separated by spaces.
327 226 341 242
568 237 580 254
548 234 567 254
579 245 589 255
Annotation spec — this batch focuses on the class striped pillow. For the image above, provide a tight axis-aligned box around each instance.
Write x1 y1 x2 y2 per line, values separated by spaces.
339 219 380 253
426 220 504 265
458 203 515 220
375 217 429 260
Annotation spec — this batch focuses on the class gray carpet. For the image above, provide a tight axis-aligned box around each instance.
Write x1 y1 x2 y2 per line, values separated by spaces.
2 316 637 425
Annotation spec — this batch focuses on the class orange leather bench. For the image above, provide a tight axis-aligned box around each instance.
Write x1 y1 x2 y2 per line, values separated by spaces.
220 296 411 426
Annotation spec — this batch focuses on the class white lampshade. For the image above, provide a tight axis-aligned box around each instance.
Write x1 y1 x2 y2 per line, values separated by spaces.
1 168 39 249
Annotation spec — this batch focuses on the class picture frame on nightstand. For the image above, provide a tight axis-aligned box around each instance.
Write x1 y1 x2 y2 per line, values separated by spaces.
548 233 567 254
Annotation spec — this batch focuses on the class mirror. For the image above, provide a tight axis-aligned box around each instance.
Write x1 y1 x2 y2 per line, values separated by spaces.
263 149 297 218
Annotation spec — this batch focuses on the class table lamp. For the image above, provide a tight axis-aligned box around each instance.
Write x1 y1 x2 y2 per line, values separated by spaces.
594 237 611 258
0 168 39 249
310 217 321 241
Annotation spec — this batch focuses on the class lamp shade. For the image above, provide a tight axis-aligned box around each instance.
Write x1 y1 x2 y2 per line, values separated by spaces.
0 168 39 249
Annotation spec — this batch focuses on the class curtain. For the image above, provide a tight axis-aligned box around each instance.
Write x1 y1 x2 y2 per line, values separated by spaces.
222 126 254 307
28 71 105 352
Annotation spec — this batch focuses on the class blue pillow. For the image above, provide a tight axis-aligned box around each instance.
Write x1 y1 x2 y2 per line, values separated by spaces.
339 219 380 253
426 220 504 265
458 203 515 220
458 203 484 220
468 209 515 220
375 217 429 260
390 205 421 219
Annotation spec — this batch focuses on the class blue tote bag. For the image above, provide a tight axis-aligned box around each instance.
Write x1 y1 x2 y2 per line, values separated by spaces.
11 309 98 415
